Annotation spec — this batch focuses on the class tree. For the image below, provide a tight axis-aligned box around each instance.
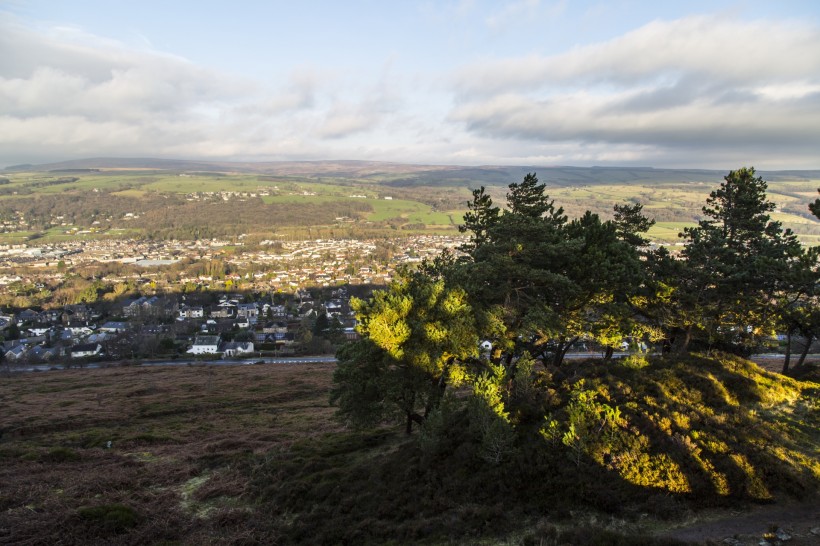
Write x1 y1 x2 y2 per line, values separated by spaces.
613 203 655 249
811 189 820 219
777 246 820 372
312 312 330 337
331 266 479 433
458 186 499 253
676 168 804 354
457 174 648 367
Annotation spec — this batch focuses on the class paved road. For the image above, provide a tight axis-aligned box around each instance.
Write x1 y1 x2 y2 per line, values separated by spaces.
8 352 812 375
7 355 338 373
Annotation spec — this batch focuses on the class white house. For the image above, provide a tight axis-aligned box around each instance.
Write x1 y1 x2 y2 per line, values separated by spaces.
70 343 103 358
187 335 221 354
178 305 204 319
235 318 250 329
221 341 254 357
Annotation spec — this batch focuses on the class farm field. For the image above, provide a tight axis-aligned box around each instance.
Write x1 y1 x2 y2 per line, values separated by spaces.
1 162 818 243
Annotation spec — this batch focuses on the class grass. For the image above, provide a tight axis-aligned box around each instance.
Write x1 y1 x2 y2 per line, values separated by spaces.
365 198 455 225
1 356 815 544
647 221 695 242
0 363 338 545
1 170 817 242
261 194 349 205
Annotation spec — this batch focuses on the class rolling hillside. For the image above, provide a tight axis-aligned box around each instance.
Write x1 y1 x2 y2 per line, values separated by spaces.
2 159 818 244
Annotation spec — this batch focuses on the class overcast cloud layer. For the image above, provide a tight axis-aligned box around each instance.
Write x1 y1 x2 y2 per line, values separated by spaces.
2 3 819 169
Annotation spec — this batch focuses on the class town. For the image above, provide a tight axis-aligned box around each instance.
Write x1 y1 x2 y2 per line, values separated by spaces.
0 235 465 366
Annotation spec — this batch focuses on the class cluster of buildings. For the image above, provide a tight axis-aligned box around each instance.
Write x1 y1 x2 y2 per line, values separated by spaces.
1 288 356 366
0 235 465 291
0 235 468 367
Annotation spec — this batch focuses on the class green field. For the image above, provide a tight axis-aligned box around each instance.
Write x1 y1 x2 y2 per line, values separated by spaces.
1 166 817 243
365 198 455 225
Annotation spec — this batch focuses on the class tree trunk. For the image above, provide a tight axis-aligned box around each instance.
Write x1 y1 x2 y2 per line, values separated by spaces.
782 330 793 374
796 334 814 368
603 346 614 361
552 337 578 367
552 342 567 367
405 412 425 434
672 326 692 354
424 358 452 418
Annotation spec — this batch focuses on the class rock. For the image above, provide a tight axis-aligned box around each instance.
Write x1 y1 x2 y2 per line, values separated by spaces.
722 538 744 546
758 540 772 546
810 527 820 536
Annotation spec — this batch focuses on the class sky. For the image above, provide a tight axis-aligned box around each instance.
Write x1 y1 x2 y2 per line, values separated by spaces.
1 0 820 169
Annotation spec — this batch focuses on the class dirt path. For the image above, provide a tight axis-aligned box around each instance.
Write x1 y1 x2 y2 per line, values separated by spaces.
660 497 820 545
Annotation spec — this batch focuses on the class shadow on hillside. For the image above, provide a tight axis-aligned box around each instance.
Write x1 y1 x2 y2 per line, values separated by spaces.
248 353 818 544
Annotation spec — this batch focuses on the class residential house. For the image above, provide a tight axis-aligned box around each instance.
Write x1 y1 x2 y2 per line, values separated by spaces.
27 345 60 362
122 296 176 318
62 304 94 323
178 305 204 319
221 341 254 357
187 335 221 354
210 304 236 319
99 321 129 333
64 322 94 338
17 309 39 323
235 318 250 329
87 332 113 344
4 344 28 361
26 326 51 337
236 303 259 321
70 343 103 358
39 309 61 323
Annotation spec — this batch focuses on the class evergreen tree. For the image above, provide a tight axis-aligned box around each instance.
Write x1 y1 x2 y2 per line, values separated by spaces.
459 186 500 253
677 168 804 353
458 174 648 366
331 266 479 433
777 246 820 372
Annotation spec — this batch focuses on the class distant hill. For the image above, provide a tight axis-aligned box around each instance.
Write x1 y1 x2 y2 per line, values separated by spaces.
7 157 819 187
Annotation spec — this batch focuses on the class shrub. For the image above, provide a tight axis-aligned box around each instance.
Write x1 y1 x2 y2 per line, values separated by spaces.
41 447 81 463
77 503 139 533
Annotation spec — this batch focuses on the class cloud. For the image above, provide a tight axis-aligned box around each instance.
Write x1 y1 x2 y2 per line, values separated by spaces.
455 16 820 94
0 12 416 165
449 15 820 165
317 77 402 139
2 9 819 169
0 14 265 161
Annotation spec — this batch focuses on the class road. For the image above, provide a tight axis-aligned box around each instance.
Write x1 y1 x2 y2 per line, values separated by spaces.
7 352 811 375
7 355 338 373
